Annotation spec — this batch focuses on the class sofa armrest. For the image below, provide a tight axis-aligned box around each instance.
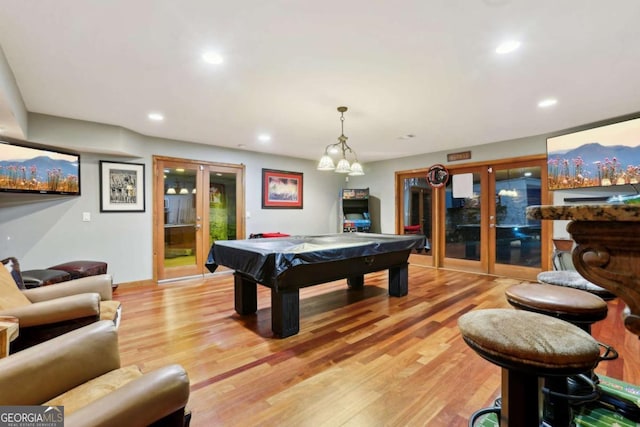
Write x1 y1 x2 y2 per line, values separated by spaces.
65 364 190 427
0 321 120 405
22 274 113 302
0 293 100 327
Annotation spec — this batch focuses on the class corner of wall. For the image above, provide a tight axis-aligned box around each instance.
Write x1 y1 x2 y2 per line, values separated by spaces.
0 44 28 138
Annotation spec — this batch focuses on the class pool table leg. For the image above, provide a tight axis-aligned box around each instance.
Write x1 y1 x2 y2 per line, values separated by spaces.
271 288 300 338
347 275 364 289
388 263 409 297
234 274 257 315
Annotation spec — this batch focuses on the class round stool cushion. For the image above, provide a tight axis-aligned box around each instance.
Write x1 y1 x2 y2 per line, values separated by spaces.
505 283 608 324
537 271 615 300
458 309 600 376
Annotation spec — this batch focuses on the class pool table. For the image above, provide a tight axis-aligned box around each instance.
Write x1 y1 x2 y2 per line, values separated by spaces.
206 233 423 337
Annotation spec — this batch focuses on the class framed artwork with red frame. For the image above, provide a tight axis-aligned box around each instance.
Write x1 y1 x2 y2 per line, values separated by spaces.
262 169 303 209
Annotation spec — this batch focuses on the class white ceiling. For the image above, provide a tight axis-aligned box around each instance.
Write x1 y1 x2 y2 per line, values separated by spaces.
1 0 640 164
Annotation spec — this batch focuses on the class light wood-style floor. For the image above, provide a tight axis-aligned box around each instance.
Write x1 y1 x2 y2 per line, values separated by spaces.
114 266 640 426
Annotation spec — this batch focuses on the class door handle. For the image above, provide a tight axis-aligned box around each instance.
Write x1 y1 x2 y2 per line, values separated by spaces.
194 224 201 230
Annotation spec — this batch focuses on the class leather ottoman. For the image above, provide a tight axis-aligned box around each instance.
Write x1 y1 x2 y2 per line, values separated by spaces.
21 269 71 288
48 261 108 280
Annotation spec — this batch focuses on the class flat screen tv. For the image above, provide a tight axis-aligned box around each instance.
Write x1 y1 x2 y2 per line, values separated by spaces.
547 116 640 190
0 137 80 195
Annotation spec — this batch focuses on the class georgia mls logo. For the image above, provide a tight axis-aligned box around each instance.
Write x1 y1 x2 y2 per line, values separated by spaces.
0 405 64 427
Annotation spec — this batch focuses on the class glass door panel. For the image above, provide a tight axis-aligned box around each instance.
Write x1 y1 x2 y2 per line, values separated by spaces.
395 157 546 279
160 162 202 279
439 161 545 279
493 165 542 269
154 156 246 282
444 171 483 261
401 176 433 265
207 169 239 273
441 168 487 274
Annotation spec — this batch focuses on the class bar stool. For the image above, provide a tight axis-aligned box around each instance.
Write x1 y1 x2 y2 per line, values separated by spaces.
505 283 617 361
459 308 601 426
537 271 616 301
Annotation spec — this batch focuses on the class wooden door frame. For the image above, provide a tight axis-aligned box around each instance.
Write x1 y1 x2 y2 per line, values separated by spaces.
152 155 246 282
395 171 435 267
396 154 551 278
490 157 551 278
440 164 491 274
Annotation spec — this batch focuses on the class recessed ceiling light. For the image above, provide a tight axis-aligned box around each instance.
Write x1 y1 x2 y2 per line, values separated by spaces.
538 98 558 108
202 52 224 65
495 40 521 54
258 134 271 142
148 112 164 121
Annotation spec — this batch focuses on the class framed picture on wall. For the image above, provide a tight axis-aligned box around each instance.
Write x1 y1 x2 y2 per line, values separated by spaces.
99 161 145 212
261 169 303 209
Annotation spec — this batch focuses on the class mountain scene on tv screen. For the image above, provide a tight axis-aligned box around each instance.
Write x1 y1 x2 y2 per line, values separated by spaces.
548 142 640 190
0 155 79 193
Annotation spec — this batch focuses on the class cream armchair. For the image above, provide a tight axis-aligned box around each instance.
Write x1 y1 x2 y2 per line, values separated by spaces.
0 263 120 352
21 274 115 302
0 320 190 427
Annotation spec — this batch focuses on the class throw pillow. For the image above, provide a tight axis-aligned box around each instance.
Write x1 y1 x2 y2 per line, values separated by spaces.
2 257 26 290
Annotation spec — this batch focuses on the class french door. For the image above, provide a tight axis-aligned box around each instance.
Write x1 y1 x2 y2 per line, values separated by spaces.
153 156 245 281
398 156 549 280
396 174 434 267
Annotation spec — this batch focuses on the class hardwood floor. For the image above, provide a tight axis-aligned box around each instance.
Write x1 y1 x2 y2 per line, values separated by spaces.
113 266 640 426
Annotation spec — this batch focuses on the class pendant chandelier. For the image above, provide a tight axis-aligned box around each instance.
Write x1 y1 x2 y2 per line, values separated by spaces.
317 106 364 176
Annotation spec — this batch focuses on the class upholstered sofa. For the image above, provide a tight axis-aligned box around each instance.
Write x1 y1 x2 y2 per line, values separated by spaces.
0 320 191 427
1 258 120 352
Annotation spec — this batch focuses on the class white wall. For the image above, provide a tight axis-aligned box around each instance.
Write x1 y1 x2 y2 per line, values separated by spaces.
350 130 637 239
0 114 344 284
0 45 27 138
349 133 548 233
4 113 638 284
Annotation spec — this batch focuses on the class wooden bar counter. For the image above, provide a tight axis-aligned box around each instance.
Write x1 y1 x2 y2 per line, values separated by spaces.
527 204 640 336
